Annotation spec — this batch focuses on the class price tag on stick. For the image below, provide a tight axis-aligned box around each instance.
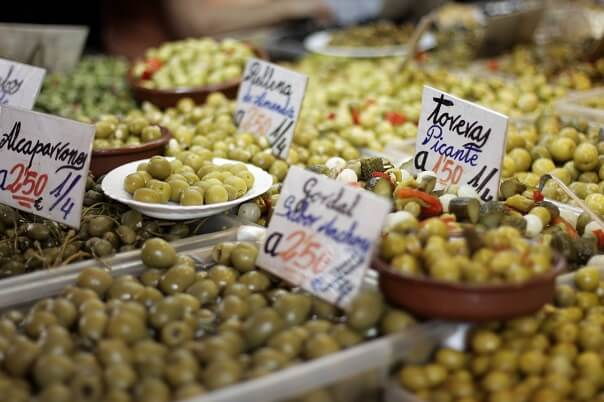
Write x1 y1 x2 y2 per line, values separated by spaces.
0 58 45 109
235 58 308 160
413 86 508 202
0 105 94 228
257 166 391 307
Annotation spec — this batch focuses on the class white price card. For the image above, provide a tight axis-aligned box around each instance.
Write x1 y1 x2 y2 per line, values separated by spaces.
0 58 46 109
257 166 391 307
0 105 94 228
0 24 88 73
413 86 508 202
235 58 308 160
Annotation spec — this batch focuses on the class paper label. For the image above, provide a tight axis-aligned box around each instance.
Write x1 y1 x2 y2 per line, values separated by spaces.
235 58 308 160
0 106 94 228
0 24 88 73
257 166 391 307
0 58 45 109
413 86 508 202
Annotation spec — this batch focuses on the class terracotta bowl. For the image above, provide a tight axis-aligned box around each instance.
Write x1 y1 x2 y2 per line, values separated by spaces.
373 255 566 321
128 46 269 109
90 126 171 178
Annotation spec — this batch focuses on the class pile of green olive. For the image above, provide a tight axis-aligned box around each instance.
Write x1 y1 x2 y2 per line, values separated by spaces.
328 21 415 47
125 155 254 206
397 266 604 402
380 223 552 284
133 38 254 89
0 238 416 402
94 114 162 150
35 56 136 121
0 178 209 277
502 116 604 207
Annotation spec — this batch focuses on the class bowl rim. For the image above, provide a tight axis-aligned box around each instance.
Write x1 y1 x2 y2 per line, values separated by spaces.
91 126 172 156
373 252 567 293
128 44 269 95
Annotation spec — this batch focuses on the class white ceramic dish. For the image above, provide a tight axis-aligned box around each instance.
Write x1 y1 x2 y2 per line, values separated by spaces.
303 30 436 58
102 157 273 220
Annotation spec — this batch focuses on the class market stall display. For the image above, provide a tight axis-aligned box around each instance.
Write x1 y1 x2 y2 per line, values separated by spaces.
35 56 135 121
129 38 264 108
0 239 417 402
3 5 604 401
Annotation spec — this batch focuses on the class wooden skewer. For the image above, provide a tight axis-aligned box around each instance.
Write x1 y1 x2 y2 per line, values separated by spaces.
401 11 437 69
539 174 604 229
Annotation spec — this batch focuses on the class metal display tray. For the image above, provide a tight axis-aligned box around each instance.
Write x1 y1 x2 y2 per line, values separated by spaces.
555 87 604 126
0 214 264 306
0 219 463 402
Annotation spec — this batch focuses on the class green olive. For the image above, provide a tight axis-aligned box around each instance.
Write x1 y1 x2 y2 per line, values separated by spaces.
147 157 172 180
141 238 177 269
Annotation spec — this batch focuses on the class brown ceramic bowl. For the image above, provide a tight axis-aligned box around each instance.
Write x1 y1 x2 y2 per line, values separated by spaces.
373 255 566 321
90 126 171 177
128 46 269 109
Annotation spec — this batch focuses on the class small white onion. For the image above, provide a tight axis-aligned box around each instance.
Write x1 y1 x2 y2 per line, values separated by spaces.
584 221 604 237
559 209 578 229
457 185 480 199
325 157 346 172
417 170 437 181
439 194 457 213
238 202 261 222
384 211 416 231
336 168 358 183
524 214 543 238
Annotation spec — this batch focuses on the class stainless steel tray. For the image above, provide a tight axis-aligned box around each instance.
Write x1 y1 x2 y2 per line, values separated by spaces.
0 214 264 307
0 219 460 402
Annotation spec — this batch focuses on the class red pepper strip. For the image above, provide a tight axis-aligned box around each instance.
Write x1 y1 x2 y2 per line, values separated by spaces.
594 229 604 248
371 171 395 187
141 58 163 80
385 111 407 126
532 190 544 202
327 112 336 120
350 107 360 125
487 59 498 71
397 188 443 217
414 51 428 62
552 216 578 239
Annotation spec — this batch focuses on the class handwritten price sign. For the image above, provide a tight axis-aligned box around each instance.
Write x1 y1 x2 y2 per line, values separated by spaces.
235 59 308 160
0 105 94 228
257 166 391 307
414 86 508 202
0 58 45 109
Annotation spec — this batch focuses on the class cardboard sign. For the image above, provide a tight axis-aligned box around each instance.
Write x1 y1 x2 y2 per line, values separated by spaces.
0 24 88 73
413 86 508 202
0 58 46 109
257 166 391 307
235 58 308 160
0 106 94 228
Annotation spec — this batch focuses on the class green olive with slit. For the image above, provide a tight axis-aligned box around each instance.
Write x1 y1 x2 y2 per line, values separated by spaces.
180 188 204 205
124 173 147 194
147 180 171 204
147 157 172 180
205 184 229 204
133 188 161 203
167 179 189 203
